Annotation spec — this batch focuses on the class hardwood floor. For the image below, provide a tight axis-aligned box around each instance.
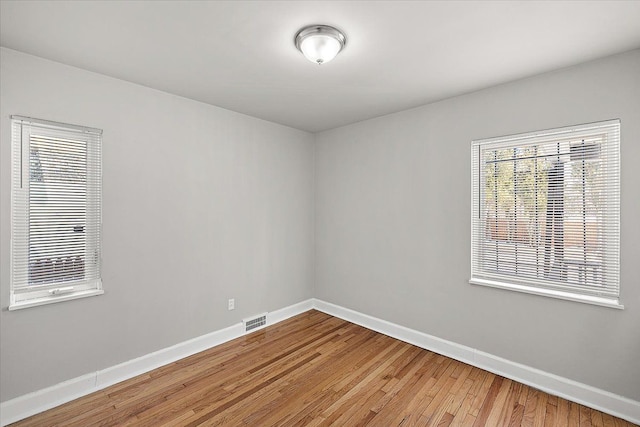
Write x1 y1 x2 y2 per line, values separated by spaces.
11 310 636 426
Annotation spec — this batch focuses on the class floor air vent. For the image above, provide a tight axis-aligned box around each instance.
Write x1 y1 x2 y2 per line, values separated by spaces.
243 313 267 332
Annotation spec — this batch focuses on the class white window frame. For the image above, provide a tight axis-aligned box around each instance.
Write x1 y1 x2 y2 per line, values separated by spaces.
470 120 621 309
9 116 103 310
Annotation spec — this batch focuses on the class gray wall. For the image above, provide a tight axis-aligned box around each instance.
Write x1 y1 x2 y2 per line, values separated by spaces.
315 49 640 401
0 48 315 401
2 45 639 405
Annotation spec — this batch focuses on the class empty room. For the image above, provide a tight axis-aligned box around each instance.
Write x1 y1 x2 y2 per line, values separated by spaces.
1 1 639 426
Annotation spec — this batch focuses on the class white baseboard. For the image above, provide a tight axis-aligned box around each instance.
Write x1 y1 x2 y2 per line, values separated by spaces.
0 298 314 426
312 298 640 425
3 298 638 425
269 298 314 325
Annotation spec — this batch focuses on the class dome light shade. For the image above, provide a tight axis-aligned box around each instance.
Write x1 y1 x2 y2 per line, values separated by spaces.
295 25 346 65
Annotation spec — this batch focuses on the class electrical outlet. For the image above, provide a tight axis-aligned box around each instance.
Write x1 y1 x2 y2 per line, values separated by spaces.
228 298 235 310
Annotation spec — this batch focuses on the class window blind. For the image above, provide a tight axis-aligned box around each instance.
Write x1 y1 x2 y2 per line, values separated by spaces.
471 120 620 306
11 116 102 307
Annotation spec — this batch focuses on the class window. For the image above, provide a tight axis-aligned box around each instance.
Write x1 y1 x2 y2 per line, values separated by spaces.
471 120 620 308
10 116 103 310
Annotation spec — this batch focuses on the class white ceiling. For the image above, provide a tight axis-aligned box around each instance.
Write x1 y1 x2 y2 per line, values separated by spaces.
2 1 640 133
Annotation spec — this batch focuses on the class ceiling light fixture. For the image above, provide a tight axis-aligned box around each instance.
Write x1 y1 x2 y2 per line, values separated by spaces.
295 25 346 65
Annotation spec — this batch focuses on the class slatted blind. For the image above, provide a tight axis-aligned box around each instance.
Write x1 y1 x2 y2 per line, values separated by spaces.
11 116 102 306
471 120 620 305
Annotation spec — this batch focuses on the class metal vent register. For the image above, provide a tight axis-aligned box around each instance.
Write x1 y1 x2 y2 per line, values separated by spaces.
244 313 267 332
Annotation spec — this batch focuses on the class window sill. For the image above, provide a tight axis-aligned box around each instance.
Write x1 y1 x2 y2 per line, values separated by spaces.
469 278 623 310
8 289 104 311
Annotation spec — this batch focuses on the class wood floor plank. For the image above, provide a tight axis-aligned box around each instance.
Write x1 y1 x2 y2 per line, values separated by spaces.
318 343 420 424
544 400 558 427
263 330 388 425
387 358 454 425
509 403 526 427
579 404 594 427
449 391 479 427
602 412 618 427
483 378 514 427
372 355 452 424
9 310 635 427
569 401 582 427
592 408 607 427
522 387 540 427
534 390 548 427
557 395 572 426
473 376 504 427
